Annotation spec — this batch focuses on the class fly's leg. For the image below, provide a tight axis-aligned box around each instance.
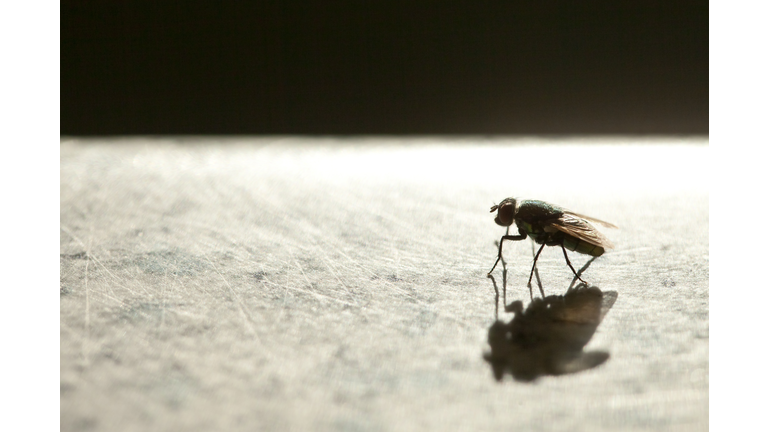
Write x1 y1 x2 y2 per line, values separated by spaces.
488 230 526 275
561 245 587 285
489 245 517 313
568 256 598 290
488 228 508 275
526 242 547 289
530 240 545 299
488 247 505 275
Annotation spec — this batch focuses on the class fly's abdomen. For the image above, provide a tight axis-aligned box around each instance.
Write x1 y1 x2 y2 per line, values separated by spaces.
562 235 604 257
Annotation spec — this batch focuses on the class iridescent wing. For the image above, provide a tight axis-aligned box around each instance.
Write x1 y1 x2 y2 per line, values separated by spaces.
547 212 615 249
564 211 618 229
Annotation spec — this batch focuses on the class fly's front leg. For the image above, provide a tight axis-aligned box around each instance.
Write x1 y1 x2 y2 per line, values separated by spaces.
488 228 527 275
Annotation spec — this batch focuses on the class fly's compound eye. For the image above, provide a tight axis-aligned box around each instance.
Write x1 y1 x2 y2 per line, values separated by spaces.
494 203 516 226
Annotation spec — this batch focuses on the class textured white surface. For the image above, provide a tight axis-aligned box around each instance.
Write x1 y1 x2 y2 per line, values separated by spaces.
60 137 708 431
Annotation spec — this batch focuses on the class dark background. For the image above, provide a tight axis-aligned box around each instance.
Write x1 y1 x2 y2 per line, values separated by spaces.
61 1 708 135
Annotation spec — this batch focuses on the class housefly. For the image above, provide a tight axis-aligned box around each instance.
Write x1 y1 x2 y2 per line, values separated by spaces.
488 198 617 286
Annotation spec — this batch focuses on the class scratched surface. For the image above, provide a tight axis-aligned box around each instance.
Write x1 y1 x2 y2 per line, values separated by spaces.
60 137 708 432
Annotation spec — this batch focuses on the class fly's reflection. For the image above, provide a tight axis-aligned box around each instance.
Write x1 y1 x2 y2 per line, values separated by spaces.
484 270 618 382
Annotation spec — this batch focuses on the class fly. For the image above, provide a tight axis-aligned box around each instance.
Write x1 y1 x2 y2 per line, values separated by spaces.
488 198 617 286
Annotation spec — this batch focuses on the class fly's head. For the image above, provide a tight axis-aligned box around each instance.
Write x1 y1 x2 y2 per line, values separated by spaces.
491 197 517 227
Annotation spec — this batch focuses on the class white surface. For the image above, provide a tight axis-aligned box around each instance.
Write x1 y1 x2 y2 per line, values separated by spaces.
60 137 708 431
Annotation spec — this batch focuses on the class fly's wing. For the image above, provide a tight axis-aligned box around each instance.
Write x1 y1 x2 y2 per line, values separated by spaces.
548 213 615 249
564 211 618 229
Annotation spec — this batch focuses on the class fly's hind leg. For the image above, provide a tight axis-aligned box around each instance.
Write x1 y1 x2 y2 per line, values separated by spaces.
561 245 587 285
568 256 598 290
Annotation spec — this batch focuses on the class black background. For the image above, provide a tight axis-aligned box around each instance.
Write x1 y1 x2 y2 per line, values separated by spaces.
61 1 708 135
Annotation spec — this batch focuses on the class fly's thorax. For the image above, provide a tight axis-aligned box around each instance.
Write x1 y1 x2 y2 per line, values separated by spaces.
517 219 535 236
517 219 550 243
516 200 564 221
518 218 567 245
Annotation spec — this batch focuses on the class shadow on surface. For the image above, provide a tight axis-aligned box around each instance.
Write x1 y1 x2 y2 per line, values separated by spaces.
484 271 618 382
